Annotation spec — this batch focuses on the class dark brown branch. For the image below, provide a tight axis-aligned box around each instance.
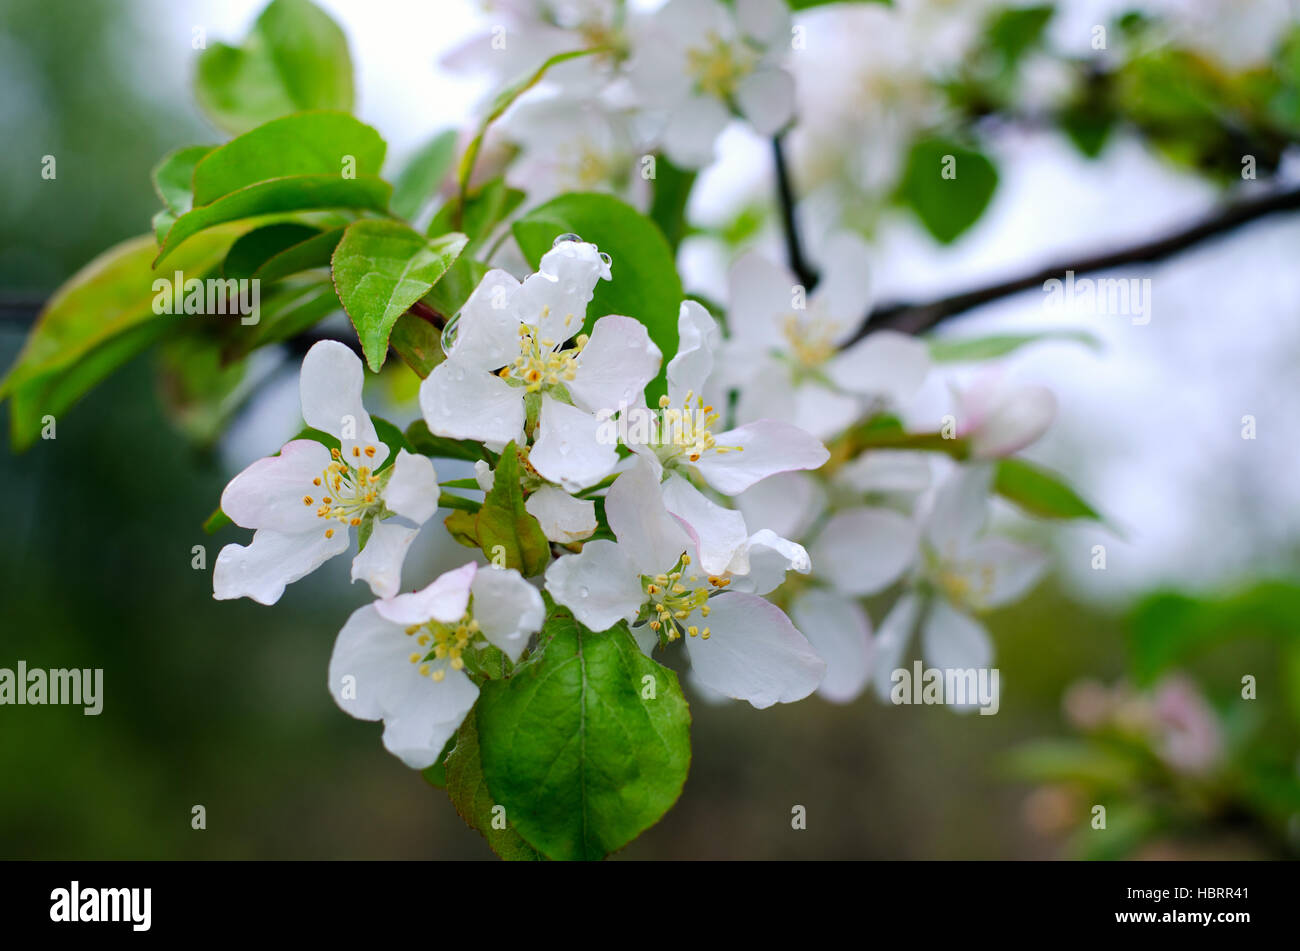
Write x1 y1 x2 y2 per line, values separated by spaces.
772 134 818 290
850 184 1300 342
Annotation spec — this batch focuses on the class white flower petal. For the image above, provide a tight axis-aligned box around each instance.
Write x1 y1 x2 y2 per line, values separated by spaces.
726 252 792 354
350 520 419 599
606 457 692 574
791 381 862 441
448 269 524 370
736 0 789 44
826 330 930 403
659 472 747 576
811 506 920 596
683 592 825 708
380 665 479 769
375 562 477 626
530 394 619 492
665 301 719 402
835 450 932 495
871 593 922 701
544 539 645 632
299 340 387 466
213 526 348 605
470 567 545 662
473 459 494 492
631 623 659 657
419 358 526 449
735 67 794 135
660 94 731 169
921 597 993 672
524 485 597 543
792 590 873 704
728 528 810 595
924 463 993 555
816 231 874 328
383 450 439 525
221 438 334 533
735 471 826 541
967 384 1057 459
520 240 609 343
955 537 1048 609
568 314 662 413
694 419 829 495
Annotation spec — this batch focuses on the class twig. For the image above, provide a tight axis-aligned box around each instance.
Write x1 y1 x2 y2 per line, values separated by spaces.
848 184 1300 343
771 134 818 290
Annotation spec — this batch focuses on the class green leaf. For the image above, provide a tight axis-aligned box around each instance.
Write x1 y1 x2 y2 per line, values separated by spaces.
444 710 545 861
195 0 354 136
330 219 467 371
649 153 696 251
404 419 493 463
444 509 481 548
476 613 692 860
152 145 215 217
513 193 682 400
155 174 391 267
425 256 489 319
928 330 1102 362
428 177 525 252
897 138 999 244
203 506 233 534
227 280 340 357
391 129 459 221
388 311 445 378
993 457 1102 520
222 223 321 279
985 4 1054 68
1 227 244 450
474 442 550 576
191 112 385 207
253 225 345 283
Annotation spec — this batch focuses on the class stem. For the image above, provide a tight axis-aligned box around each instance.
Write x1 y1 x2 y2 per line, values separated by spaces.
846 183 1300 344
771 134 818 290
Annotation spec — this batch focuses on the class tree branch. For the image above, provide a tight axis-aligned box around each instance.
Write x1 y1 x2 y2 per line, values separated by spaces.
771 134 818 290
849 184 1300 343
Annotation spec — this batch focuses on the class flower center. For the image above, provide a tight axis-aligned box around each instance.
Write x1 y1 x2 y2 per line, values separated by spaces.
782 312 839 369
404 612 482 682
934 559 997 612
650 392 742 466
686 33 753 99
302 445 386 539
499 316 587 393
640 554 731 642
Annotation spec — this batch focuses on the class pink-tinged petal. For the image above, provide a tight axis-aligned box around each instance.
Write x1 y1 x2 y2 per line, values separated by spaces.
660 94 731 169
736 471 826 541
350 520 419 599
221 438 334 533
659 472 748 576
375 562 477 626
966 384 1057 459
544 540 645 632
825 330 929 403
300 340 387 466
735 67 794 135
448 269 524 370
606 457 692 574
665 301 720 403
419 358 526 449
921 598 993 672
524 485 597 543
568 314 663 414
683 592 825 708
470 567 545 662
530 395 619 492
871 593 922 701
792 590 873 704
693 419 830 495
811 506 919 596
213 526 348 605
383 450 439 525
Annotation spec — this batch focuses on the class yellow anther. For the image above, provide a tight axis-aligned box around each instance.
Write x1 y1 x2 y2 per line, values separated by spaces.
432 669 446 682
409 652 421 664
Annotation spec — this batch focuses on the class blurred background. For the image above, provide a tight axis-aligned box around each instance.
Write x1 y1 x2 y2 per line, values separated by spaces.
1 0 1297 859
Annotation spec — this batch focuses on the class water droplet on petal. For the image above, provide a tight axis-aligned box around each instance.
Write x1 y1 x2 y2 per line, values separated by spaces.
598 252 612 267
440 313 461 357
553 232 583 247
577 586 590 598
